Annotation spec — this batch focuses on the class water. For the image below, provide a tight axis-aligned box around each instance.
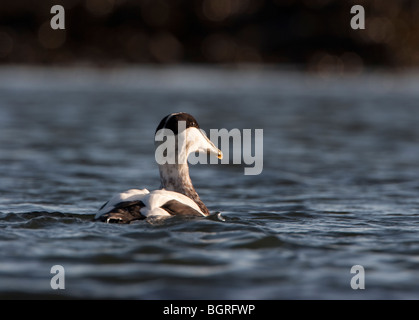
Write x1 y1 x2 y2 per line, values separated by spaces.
1 66 419 299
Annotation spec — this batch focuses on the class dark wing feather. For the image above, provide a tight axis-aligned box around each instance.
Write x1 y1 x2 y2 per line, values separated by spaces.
96 200 146 224
160 199 204 217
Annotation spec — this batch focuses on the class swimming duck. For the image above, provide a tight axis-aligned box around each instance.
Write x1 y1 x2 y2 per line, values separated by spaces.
94 112 223 223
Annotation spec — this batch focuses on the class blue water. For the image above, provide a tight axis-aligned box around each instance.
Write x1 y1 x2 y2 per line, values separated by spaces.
1 66 419 299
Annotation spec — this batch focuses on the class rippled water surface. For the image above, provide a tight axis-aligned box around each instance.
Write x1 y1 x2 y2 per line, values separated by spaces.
1 66 419 299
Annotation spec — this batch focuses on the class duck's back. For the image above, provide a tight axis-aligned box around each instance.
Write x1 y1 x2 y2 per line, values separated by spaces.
94 188 206 223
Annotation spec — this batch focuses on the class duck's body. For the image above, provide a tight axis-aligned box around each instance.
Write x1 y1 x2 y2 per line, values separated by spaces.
94 188 205 223
94 112 222 223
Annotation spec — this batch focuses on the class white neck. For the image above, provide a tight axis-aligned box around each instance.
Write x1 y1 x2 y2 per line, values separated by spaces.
158 163 210 215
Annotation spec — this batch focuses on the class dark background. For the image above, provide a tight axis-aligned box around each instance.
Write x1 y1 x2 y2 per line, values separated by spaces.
1 0 419 69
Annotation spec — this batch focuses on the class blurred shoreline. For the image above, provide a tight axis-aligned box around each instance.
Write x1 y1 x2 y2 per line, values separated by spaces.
1 1 419 68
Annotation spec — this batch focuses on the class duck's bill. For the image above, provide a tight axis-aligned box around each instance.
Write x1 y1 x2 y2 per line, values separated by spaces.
189 127 223 160
208 147 223 160
204 134 223 160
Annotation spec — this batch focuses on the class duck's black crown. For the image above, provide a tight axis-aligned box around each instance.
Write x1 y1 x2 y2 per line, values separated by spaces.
155 112 200 136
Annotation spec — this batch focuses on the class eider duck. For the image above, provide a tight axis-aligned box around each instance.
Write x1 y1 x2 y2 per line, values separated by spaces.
94 112 223 223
